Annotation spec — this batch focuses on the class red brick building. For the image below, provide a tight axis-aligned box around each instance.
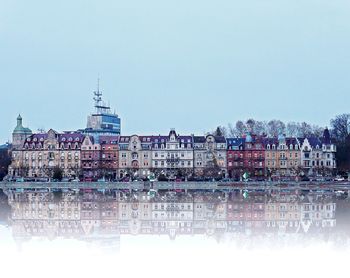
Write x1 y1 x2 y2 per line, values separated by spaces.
100 136 119 180
81 136 101 181
227 134 265 179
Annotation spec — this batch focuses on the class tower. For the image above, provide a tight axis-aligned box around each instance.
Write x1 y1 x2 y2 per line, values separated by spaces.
84 80 121 138
12 115 32 150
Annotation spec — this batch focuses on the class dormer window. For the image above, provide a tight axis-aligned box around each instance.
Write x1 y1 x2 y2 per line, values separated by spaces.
295 145 299 150
62 137 66 142
272 144 276 150
68 137 73 142
40 138 44 142
289 144 293 150
267 144 271 150
75 137 80 142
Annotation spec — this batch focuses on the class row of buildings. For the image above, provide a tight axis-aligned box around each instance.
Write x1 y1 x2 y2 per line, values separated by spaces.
4 190 337 242
8 115 337 180
6 89 337 180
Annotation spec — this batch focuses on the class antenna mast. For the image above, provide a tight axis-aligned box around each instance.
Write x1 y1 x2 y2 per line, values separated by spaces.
93 78 111 114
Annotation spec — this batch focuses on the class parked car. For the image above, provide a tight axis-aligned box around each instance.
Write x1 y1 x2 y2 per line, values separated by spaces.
334 176 345 182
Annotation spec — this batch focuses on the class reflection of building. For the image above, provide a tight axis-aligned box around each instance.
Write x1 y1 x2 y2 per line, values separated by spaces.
3 188 339 244
152 192 194 238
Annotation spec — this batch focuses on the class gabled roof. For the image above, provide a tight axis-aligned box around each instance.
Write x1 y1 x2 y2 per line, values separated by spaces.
214 136 227 143
307 137 322 148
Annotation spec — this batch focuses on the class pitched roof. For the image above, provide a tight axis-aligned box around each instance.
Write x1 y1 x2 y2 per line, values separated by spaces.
193 136 206 143
213 136 227 143
307 137 322 148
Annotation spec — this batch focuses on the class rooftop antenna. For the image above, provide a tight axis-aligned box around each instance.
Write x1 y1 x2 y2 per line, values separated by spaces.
93 77 111 114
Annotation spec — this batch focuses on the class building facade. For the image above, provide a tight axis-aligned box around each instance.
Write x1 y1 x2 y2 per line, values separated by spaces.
7 114 337 180
118 135 153 179
152 130 194 178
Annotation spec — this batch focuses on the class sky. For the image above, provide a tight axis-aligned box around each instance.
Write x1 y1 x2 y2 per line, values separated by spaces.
1 0 350 143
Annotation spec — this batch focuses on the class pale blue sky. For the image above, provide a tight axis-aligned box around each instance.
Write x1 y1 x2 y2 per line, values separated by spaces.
1 0 350 142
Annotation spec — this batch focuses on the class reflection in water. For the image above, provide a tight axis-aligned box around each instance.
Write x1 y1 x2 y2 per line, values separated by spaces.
1 188 349 250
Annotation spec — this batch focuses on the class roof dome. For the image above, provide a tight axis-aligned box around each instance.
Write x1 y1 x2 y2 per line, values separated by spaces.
13 115 32 134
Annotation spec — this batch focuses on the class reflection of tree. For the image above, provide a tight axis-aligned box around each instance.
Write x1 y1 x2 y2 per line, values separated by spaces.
53 167 63 181
42 165 55 179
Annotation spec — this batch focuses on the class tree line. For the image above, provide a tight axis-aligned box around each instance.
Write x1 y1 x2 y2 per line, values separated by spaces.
213 119 326 138
212 114 350 173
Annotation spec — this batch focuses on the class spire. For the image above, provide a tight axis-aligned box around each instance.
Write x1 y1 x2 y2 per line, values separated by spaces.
17 114 23 127
323 127 331 144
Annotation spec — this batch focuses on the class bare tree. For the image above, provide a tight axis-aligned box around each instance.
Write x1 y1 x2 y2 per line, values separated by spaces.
255 121 268 135
299 122 313 137
267 120 286 137
286 122 300 137
311 125 324 138
246 119 256 133
227 123 238 137
235 121 247 136
330 114 350 143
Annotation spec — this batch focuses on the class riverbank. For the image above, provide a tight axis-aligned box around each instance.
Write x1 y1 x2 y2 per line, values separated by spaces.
1 181 350 191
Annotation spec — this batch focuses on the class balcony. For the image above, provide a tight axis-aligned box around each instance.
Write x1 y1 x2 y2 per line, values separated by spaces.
166 158 180 163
